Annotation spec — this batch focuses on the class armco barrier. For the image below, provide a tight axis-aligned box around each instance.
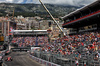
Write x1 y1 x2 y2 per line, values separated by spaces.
3 63 8 66
30 55 61 66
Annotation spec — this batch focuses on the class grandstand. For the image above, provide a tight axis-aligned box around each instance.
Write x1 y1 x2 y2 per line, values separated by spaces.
62 0 100 34
11 30 48 47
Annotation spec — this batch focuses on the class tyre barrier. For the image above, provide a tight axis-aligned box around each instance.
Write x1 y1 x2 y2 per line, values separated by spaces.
30 55 61 66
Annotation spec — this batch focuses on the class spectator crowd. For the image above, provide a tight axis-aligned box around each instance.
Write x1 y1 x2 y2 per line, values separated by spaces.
33 31 100 66
11 36 48 47
11 31 100 66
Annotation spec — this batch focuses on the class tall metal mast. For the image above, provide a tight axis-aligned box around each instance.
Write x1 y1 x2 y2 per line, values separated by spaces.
39 0 66 36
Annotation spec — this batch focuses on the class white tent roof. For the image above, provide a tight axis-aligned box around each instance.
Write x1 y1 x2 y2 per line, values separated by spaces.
13 30 47 32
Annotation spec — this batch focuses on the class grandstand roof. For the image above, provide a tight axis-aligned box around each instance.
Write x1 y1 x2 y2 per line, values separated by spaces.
13 33 48 36
62 0 99 20
62 0 100 28
13 30 47 32
13 30 48 36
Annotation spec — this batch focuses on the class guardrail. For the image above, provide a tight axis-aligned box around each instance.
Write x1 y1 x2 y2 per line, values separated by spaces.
32 49 100 66
31 51 73 66
3 63 7 66
30 55 61 66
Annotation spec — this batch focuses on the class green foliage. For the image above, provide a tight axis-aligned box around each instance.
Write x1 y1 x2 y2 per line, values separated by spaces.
0 3 80 17
14 12 36 17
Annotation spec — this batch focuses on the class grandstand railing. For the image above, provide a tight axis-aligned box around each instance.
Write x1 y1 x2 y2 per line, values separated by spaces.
79 27 97 32
32 45 100 66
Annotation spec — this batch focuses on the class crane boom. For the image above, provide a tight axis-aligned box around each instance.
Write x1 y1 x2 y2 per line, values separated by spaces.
39 0 66 36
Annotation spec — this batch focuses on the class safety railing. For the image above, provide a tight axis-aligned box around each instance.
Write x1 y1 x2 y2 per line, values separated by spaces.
32 48 100 66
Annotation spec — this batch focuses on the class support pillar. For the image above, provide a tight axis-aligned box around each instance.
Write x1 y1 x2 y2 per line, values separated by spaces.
76 28 79 33
4 22 6 44
2 22 4 34
97 23 100 30
8 21 9 36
